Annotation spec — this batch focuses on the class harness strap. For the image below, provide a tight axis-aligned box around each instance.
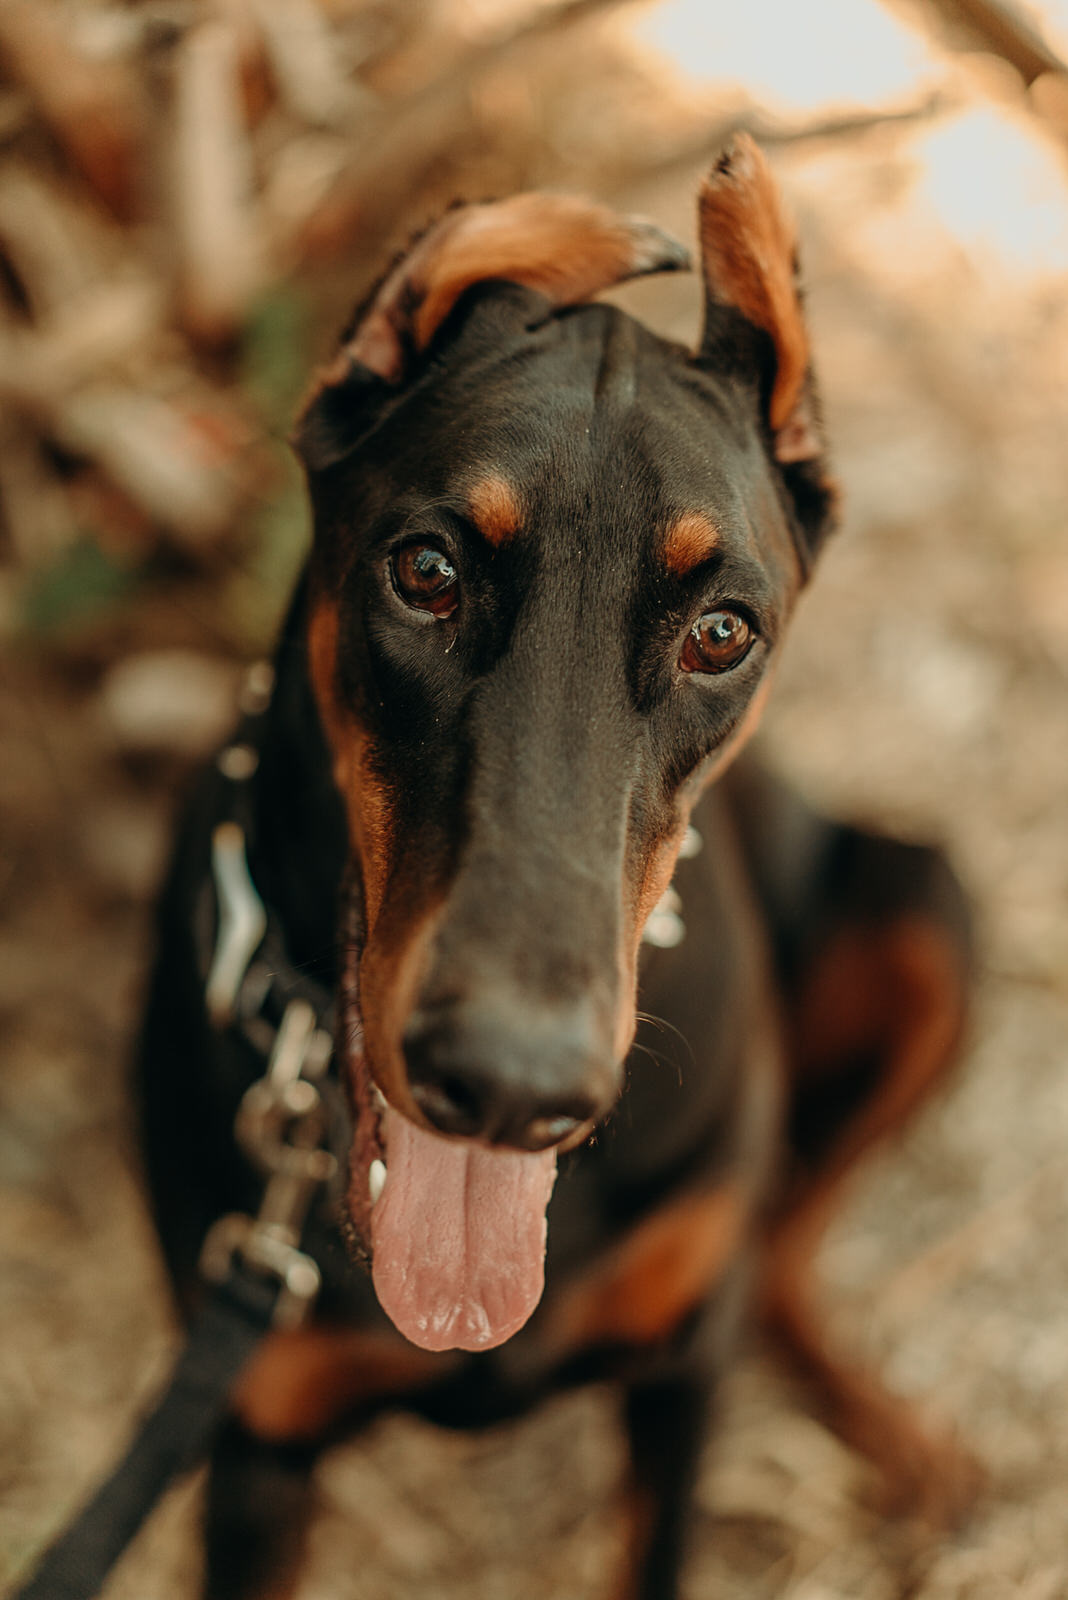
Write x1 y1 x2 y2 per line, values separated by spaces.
12 1267 279 1600
13 665 341 1600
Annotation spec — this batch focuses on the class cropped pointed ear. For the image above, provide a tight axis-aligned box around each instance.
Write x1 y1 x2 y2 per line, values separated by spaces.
698 134 820 466
294 194 689 470
336 194 690 384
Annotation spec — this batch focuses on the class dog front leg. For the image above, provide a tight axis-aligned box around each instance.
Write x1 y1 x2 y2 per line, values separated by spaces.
616 1372 712 1600
203 1419 320 1600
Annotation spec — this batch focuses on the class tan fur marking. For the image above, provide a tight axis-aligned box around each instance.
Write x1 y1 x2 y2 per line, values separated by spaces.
634 830 685 947
699 134 808 436
306 597 344 756
662 511 720 577
307 594 448 1112
307 596 393 933
357 899 446 1121
468 474 522 547
616 671 776 1053
612 819 689 1061
345 747 393 934
548 1183 746 1350
232 1326 451 1442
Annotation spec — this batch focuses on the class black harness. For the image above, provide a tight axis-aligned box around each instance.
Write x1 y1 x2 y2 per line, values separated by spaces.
13 668 341 1600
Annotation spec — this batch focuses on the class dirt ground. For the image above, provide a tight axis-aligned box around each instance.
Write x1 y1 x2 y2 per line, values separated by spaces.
3 108 1068 1600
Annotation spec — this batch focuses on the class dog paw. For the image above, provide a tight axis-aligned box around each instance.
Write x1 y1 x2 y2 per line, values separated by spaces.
845 1387 985 1531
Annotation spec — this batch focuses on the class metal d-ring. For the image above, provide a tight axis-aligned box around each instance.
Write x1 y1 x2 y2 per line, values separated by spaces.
204 821 268 1028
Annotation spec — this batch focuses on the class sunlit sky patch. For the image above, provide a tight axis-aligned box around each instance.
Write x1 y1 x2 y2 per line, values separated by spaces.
635 0 932 110
632 0 1068 280
916 108 1068 273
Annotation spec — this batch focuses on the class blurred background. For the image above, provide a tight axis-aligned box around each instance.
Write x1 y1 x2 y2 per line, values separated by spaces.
2 1 1068 1595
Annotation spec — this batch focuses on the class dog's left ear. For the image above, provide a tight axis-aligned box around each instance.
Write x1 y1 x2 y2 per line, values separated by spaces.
697 134 837 556
698 133 820 467
295 194 689 469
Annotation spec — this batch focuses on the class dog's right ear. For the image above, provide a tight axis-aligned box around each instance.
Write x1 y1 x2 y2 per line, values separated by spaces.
294 194 689 470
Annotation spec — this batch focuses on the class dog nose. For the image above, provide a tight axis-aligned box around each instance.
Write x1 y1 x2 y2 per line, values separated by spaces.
403 1002 615 1151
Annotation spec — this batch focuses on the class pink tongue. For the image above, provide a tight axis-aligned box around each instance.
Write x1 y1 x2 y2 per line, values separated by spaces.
370 1106 557 1352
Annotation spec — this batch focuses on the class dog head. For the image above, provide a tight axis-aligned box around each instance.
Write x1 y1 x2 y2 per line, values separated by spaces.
294 137 836 1352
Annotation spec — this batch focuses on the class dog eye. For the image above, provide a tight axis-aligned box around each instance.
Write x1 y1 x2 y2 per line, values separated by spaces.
680 609 754 674
391 543 459 617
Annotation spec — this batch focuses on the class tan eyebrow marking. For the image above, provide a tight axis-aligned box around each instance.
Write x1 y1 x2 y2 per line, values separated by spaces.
662 511 721 577
467 474 522 548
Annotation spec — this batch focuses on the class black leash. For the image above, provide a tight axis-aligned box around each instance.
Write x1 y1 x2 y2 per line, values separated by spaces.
14 993 335 1600
14 670 342 1600
13 1268 279 1600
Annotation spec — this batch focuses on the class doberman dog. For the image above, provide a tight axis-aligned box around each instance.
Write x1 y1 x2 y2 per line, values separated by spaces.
137 137 975 1599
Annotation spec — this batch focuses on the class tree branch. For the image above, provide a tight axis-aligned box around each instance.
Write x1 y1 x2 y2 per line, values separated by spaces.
879 0 1068 86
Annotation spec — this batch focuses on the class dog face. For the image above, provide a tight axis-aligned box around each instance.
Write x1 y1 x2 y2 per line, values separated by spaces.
296 139 835 1352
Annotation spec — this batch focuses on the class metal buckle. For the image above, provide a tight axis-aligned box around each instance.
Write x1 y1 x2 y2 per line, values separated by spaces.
200 1214 322 1330
200 999 337 1328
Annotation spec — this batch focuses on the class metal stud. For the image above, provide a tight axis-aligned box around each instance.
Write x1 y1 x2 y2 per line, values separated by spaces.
217 742 259 781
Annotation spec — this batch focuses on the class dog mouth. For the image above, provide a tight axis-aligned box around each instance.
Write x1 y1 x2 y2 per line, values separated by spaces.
340 943 559 1354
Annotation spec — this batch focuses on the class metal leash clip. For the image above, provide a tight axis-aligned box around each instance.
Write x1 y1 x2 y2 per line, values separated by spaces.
200 998 337 1328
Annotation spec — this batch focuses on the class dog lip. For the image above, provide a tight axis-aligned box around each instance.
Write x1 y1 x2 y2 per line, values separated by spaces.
555 1116 597 1154
521 1113 583 1150
384 1091 594 1157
